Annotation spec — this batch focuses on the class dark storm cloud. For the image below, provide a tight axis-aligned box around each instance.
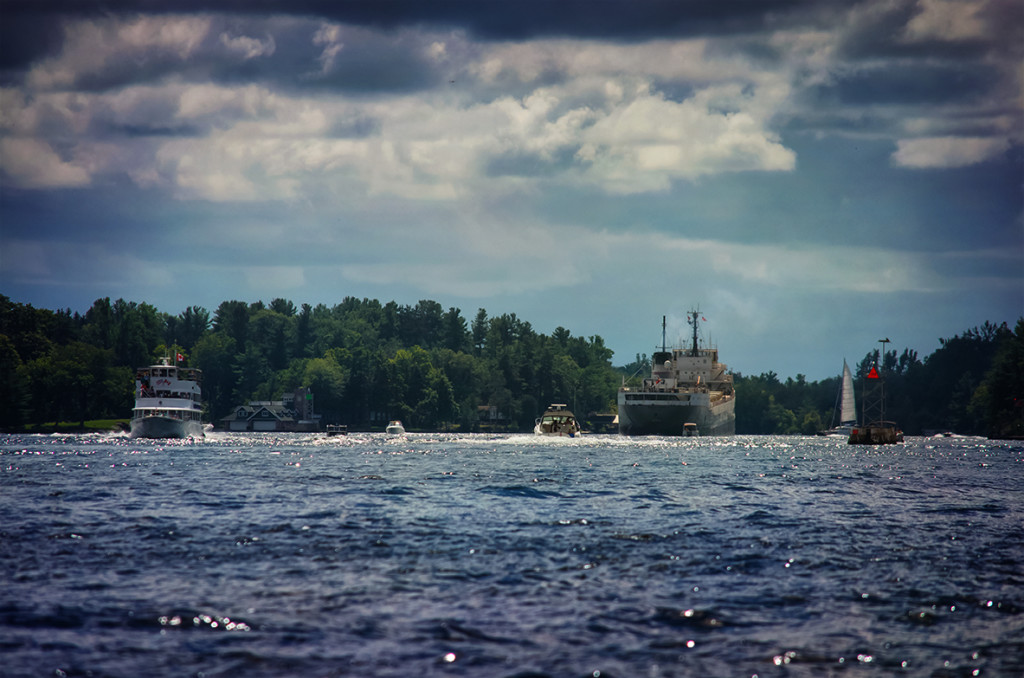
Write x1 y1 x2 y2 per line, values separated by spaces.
811 62 1000 107
837 0 1023 61
271 0 843 40
1 0 852 41
2 12 455 96
0 13 62 68
6 1 1019 110
0 0 846 95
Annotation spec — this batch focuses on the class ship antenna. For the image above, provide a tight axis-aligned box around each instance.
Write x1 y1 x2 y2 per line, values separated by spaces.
661 315 667 353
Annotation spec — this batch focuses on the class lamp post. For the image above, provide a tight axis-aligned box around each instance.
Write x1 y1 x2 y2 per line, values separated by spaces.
877 338 890 422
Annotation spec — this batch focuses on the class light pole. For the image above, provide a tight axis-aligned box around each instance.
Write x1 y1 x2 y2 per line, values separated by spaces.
877 338 890 422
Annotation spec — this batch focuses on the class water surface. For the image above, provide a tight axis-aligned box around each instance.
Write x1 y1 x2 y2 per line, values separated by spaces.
2 432 1022 677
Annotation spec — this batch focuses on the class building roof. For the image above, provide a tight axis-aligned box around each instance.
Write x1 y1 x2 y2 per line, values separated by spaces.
220 402 299 423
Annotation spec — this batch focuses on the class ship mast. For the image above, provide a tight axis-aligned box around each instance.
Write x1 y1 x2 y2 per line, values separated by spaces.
688 309 701 356
661 315 667 353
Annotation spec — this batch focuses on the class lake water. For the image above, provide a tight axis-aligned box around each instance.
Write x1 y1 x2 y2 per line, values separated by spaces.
2 432 1022 677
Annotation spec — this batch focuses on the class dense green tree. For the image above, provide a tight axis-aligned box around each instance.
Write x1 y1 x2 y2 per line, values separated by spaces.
0 296 68 362
800 410 823 435
233 349 272 407
0 334 25 428
431 348 486 407
975 319 1024 438
387 347 432 426
301 352 350 423
81 297 115 351
294 303 313 359
269 298 296 317
191 332 238 420
19 342 125 426
168 306 210 350
249 309 291 372
734 373 779 434
111 299 164 368
471 308 488 355
442 307 471 353
213 300 250 351
767 395 798 434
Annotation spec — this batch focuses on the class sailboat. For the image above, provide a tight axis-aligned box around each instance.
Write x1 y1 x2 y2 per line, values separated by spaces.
817 360 857 436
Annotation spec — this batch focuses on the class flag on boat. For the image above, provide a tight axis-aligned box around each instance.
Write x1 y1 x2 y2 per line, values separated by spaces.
176 353 184 362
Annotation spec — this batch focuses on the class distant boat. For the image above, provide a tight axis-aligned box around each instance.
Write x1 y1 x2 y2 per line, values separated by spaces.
818 360 857 436
848 352 903 445
849 421 904 444
534 403 581 437
130 357 204 439
325 424 348 436
386 420 406 435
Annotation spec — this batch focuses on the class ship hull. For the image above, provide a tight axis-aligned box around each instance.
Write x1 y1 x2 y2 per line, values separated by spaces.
617 393 735 436
130 415 205 439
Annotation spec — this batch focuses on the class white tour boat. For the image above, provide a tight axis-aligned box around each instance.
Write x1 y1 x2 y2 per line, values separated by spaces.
130 357 204 439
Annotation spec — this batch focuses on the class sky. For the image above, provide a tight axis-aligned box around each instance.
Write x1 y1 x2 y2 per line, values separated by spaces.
1 0 1021 381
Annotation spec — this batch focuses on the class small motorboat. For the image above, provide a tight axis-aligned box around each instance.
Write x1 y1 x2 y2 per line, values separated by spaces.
325 424 348 436
386 420 406 435
534 404 581 437
682 422 699 436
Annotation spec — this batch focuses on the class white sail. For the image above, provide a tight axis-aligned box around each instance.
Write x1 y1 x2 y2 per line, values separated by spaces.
840 360 857 425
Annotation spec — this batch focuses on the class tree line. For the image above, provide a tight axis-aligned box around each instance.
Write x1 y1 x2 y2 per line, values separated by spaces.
1 294 1020 437
0 295 620 432
731 320 1023 438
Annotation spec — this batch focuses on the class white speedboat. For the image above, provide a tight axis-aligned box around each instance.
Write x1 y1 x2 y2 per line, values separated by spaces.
130 357 204 439
386 420 406 435
534 404 581 437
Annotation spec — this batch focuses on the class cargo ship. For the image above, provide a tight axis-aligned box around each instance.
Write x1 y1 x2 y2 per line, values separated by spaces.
617 312 736 436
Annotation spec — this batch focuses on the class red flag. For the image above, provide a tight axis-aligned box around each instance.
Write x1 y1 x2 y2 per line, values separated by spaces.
176 353 184 362
701 316 707 321
867 366 880 379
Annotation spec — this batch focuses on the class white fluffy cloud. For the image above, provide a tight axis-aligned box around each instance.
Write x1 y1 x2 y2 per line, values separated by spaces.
892 136 1010 168
3 16 801 200
0 138 90 188
144 73 795 202
904 0 987 42
27 16 211 90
